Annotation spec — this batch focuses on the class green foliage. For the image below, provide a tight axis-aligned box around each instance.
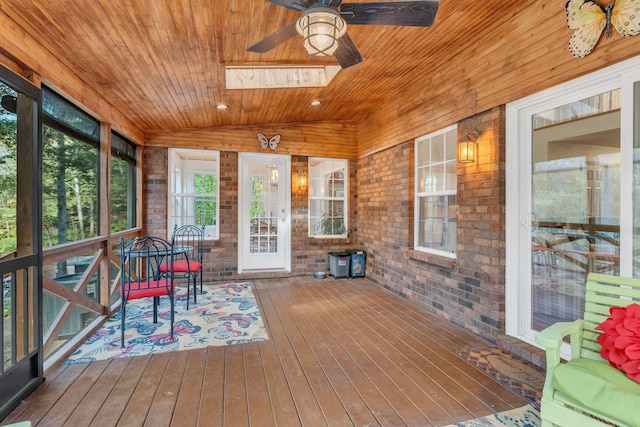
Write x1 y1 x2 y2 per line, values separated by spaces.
0 98 17 257
42 126 98 247
110 156 133 233
194 174 217 226
317 211 346 236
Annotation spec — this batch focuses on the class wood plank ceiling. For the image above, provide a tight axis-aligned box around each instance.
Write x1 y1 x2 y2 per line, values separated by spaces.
2 0 529 132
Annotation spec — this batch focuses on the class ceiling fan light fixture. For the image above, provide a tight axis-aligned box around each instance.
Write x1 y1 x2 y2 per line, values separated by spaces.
295 7 347 57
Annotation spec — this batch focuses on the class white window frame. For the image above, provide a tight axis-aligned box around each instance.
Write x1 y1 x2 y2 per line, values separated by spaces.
414 124 458 258
168 148 220 240
308 157 348 238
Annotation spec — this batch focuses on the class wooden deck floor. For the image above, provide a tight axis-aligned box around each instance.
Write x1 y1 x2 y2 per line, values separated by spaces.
3 277 528 426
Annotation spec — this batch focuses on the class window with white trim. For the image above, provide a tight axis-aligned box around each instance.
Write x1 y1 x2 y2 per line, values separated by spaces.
168 148 219 239
414 125 458 256
308 158 348 237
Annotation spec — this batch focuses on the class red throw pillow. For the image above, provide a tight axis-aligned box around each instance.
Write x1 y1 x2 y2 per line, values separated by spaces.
596 302 640 383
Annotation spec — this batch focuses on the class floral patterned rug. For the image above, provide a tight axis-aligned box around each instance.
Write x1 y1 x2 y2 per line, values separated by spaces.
446 347 545 426
65 282 268 364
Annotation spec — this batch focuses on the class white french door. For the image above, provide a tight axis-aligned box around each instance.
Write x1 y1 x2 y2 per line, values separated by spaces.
238 153 291 272
506 56 640 354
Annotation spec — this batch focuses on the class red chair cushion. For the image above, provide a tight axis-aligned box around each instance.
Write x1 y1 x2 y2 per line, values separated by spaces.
159 260 202 273
124 279 172 300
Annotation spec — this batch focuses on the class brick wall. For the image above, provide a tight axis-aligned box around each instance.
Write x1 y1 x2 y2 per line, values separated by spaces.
356 107 506 342
142 146 168 238
142 150 359 283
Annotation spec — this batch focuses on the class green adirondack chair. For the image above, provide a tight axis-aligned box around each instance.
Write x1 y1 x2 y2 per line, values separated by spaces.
535 273 640 427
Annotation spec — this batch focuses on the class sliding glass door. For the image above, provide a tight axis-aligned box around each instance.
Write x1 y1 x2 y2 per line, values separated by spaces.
506 56 640 350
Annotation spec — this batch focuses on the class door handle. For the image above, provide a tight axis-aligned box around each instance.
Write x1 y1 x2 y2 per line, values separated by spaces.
281 208 286 222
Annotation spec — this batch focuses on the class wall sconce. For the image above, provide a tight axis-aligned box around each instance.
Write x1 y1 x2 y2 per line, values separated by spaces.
458 130 479 163
295 7 347 56
270 166 279 187
297 170 308 190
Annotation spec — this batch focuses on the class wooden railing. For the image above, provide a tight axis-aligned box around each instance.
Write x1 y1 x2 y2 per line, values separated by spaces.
42 229 140 370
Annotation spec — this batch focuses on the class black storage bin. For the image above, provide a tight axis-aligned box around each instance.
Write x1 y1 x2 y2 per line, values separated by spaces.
328 251 350 278
346 249 366 278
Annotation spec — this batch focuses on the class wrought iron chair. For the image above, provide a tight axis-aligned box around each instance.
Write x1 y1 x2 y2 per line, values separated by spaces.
119 236 175 347
161 224 204 309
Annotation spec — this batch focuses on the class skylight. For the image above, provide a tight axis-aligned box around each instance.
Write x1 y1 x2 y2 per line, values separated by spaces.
225 65 340 89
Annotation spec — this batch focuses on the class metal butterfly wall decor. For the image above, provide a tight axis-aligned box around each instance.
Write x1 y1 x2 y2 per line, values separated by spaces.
258 133 280 151
566 0 640 58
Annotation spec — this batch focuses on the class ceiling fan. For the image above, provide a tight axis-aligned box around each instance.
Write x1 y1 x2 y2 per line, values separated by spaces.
247 0 440 69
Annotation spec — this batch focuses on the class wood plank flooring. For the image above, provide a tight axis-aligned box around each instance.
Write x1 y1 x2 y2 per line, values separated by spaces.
2 277 529 426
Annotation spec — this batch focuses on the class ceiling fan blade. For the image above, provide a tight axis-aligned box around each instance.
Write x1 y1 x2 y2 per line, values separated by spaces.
247 21 300 53
340 0 439 26
334 32 364 69
267 0 309 11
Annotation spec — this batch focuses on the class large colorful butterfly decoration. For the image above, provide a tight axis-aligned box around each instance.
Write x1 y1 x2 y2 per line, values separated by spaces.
566 0 640 58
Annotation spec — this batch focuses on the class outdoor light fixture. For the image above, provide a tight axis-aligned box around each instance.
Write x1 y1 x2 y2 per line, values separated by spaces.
295 7 347 56
458 130 479 163
297 170 308 190
270 166 279 187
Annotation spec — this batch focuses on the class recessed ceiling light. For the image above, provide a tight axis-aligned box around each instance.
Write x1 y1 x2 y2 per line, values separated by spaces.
216 103 229 110
310 100 322 106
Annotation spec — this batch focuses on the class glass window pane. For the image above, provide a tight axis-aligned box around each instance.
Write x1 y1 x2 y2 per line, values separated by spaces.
169 149 219 239
417 140 429 167
414 126 458 255
418 195 456 253
445 161 457 191
431 133 445 163
308 158 348 237
42 90 100 248
110 133 136 233
42 87 100 143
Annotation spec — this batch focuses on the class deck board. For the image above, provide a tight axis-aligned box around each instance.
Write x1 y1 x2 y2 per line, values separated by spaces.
2 277 530 426
66 358 129 426
118 353 171 427
197 347 225 426
172 349 207 427
243 344 275 427
89 356 150 427
328 281 521 413
299 280 455 425
222 344 249 427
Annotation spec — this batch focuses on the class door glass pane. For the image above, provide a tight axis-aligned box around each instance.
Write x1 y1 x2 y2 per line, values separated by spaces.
249 164 279 254
531 90 621 331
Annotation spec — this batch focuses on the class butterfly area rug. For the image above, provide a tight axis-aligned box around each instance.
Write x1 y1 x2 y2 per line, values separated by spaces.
65 282 268 364
444 347 545 427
